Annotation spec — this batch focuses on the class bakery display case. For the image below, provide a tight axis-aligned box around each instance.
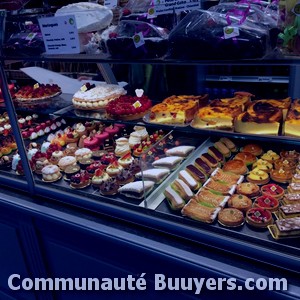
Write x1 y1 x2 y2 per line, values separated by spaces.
0 3 300 299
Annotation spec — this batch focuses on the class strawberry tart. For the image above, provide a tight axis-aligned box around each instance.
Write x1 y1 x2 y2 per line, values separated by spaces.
15 83 61 101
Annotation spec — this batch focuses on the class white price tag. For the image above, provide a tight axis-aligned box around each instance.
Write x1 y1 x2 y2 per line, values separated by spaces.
25 32 37 41
223 26 240 39
38 15 80 54
104 0 118 9
147 7 157 19
133 32 145 48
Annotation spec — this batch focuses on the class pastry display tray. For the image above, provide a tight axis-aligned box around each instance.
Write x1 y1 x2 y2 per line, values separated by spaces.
146 137 300 260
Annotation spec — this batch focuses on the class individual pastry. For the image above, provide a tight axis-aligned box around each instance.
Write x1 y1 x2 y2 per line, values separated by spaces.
73 123 87 137
101 152 116 165
91 168 111 188
280 150 299 162
165 146 195 158
74 148 92 160
268 217 300 239
246 168 270 185
194 157 212 175
41 141 51 153
86 161 103 178
129 131 142 149
279 204 300 219
261 150 280 163
287 183 300 194
228 194 252 214
92 149 107 160
0 155 12 170
70 171 91 189
274 159 296 172
203 178 236 196
12 154 21 171
99 178 120 196
78 158 94 170
241 144 263 156
218 208 245 227
83 136 99 151
292 173 300 183
246 207 273 228
64 143 78 157
261 183 284 200
133 125 148 140
106 160 123 177
64 165 81 180
164 186 185 210
283 193 300 205
135 168 170 184
270 168 293 183
118 180 155 199
104 125 119 138
195 189 229 208
152 156 183 170
222 159 248 175
115 137 130 157
116 169 134 185
117 152 133 168
94 130 109 145
185 165 207 184
49 150 64 165
207 146 224 163
178 170 201 191
58 156 77 171
181 198 221 223
41 165 62 182
219 137 238 152
170 179 194 202
27 148 38 161
84 120 97 133
254 195 279 212
234 152 256 166
210 168 243 185
200 153 219 169
236 182 260 198
252 159 273 173
214 141 231 158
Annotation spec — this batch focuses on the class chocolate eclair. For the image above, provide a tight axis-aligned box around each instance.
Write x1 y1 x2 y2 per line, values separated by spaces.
186 165 207 184
200 153 219 169
208 146 224 163
194 157 212 175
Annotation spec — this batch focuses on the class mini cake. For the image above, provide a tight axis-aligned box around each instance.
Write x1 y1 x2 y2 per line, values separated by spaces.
12 154 21 171
246 168 270 185
274 159 296 172
268 217 300 239
58 156 77 171
92 149 107 160
246 207 273 228
75 148 92 160
222 159 247 175
270 168 293 183
99 178 119 196
74 123 87 137
83 136 99 151
194 157 212 176
104 125 119 138
0 155 12 170
242 144 263 156
34 157 51 174
152 156 183 170
254 195 279 212
135 168 170 184
261 150 280 163
165 146 195 158
64 165 81 180
218 208 244 227
228 194 252 214
65 130 79 144
236 182 260 198
252 159 273 173
280 150 299 162
27 148 38 161
292 173 300 183
91 169 111 188
133 125 149 140
78 158 94 170
118 181 155 199
86 161 103 177
279 204 300 219
129 132 142 149
64 143 78 157
49 150 64 165
261 183 284 200
101 152 116 165
41 165 61 182
70 171 91 189
283 193 300 205
118 153 134 168
116 169 134 185
106 94 152 120
106 161 123 177
207 147 224 164
214 141 231 158
41 141 51 153
200 153 219 169
128 158 141 175
219 137 238 152
94 130 109 145
115 137 130 157
234 152 257 166
287 183 300 194
72 83 126 110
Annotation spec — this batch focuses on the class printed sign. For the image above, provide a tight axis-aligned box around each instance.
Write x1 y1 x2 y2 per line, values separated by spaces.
104 0 118 9
153 0 200 15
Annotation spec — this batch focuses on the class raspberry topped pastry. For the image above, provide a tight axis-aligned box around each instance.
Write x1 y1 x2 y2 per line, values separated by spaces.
15 83 61 101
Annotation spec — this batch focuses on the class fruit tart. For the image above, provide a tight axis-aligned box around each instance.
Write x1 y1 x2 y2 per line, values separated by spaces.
254 195 279 212
70 171 91 189
246 168 270 185
106 160 123 177
270 168 293 183
92 168 111 188
118 152 134 168
99 178 119 196
106 94 152 120
116 169 134 185
246 207 273 228
261 183 284 200
15 83 61 101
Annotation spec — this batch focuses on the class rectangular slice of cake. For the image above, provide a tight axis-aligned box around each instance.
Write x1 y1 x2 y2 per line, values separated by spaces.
279 203 300 219
268 217 300 239
284 99 300 137
135 168 170 184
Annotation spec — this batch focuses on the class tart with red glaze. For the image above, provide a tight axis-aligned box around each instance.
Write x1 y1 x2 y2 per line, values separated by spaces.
246 207 273 228
261 183 284 200
106 94 152 120
254 195 279 212
70 171 91 189
15 83 61 101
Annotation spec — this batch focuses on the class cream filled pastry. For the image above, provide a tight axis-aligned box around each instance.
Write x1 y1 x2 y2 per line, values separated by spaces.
133 125 148 140
115 137 130 157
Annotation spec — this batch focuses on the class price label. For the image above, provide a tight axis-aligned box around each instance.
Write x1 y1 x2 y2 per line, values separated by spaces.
25 32 37 41
133 32 145 48
219 76 233 81
223 26 240 39
147 7 157 19
258 76 272 82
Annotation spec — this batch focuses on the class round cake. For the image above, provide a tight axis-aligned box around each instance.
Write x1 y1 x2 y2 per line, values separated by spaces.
234 152 257 166
222 159 247 175
41 165 61 182
242 144 263 156
236 182 260 198
83 136 99 151
75 148 92 160
106 94 152 120
72 83 126 110
261 183 284 200
254 195 279 212
70 171 91 189
58 156 77 171
246 168 270 185
246 207 273 228
228 194 252 214
218 208 244 227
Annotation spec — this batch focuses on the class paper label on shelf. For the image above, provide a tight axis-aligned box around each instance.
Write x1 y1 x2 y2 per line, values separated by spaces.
147 7 157 18
25 32 37 41
104 0 118 9
38 15 80 55
33 83 39 89
219 76 232 81
153 0 200 15
223 26 240 39
258 76 272 82
133 32 145 48
133 100 142 108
